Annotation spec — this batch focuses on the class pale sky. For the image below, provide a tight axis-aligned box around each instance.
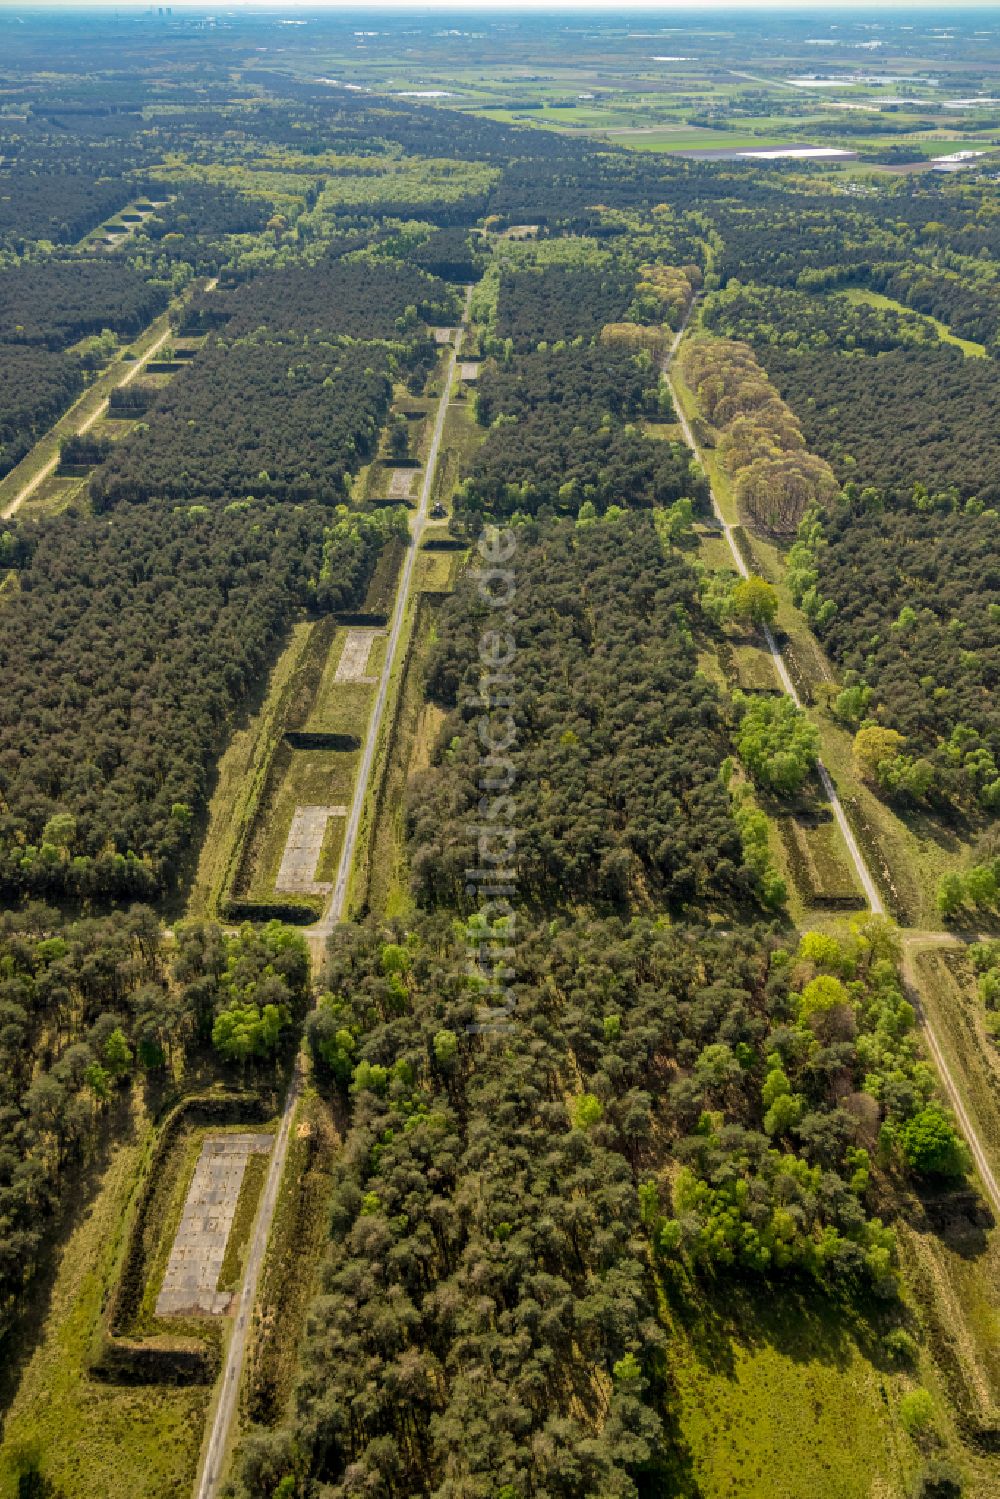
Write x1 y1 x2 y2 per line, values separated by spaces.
14 1 1000 10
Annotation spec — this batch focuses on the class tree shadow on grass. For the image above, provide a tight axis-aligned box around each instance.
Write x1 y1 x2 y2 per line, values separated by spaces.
660 1263 903 1383
908 1182 995 1263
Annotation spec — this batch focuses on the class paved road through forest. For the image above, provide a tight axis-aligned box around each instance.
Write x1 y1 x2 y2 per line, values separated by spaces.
192 290 470 1499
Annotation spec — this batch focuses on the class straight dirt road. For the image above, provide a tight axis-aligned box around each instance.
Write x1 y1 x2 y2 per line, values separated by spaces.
1 279 214 522
901 933 1000 1221
312 286 472 950
663 308 882 913
192 293 470 1499
665 304 1000 1223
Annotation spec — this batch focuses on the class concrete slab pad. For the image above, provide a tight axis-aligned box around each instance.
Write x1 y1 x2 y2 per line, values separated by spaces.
156 1133 272 1318
274 804 347 895
388 468 416 500
334 627 384 685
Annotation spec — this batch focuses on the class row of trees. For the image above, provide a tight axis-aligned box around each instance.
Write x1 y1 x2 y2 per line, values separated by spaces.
680 335 838 534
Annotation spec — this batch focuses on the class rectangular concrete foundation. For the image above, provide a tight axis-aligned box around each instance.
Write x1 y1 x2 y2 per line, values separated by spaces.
334 627 383 684
388 468 415 499
156 1134 272 1318
275 803 347 895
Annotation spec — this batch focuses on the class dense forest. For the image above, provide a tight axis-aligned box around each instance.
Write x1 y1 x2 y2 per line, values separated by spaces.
790 504 1000 814
134 181 275 273
0 260 171 349
703 280 1000 505
495 263 635 349
0 167 127 247
90 335 395 508
704 281 943 356
0 346 83 478
411 513 750 913
411 226 485 283
0 503 402 901
232 911 933 1499
766 344 1000 506
188 256 459 341
458 340 701 519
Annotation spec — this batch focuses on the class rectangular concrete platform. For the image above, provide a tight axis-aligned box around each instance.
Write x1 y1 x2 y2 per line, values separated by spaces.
334 627 383 684
156 1133 272 1318
275 803 347 895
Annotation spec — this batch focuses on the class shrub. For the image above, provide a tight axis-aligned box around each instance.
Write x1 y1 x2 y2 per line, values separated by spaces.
900 1105 969 1180
899 1387 936 1437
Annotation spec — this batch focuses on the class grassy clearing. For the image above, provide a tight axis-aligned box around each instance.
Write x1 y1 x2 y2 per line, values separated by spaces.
415 547 457 592
315 811 347 885
186 620 314 920
367 632 388 680
0 1103 208 1499
19 471 89 519
134 1127 206 1330
345 583 422 920
431 392 484 510
305 635 375 739
779 809 865 913
363 602 442 919
243 1094 341 1429
840 287 987 357
731 639 781 692
665 1289 919 1498
193 544 396 918
644 419 683 441
662 1250 1000 1497
898 1219 1000 1450
247 745 359 906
